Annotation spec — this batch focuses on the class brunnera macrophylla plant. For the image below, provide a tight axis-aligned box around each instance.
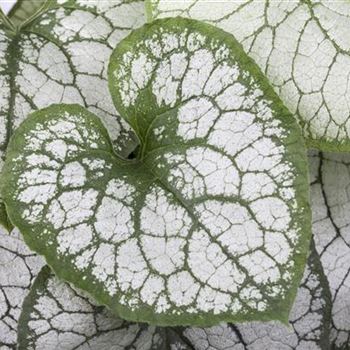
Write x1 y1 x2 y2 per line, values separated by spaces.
0 0 145 230
0 1 349 349
147 0 350 153
1 18 311 326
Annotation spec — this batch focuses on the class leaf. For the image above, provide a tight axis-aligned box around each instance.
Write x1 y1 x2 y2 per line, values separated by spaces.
18 266 192 350
148 0 350 152
2 18 311 326
0 227 44 349
0 0 145 230
18 241 330 349
310 151 350 349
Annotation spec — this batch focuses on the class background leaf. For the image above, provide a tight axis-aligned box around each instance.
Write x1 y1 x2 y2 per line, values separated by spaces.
148 0 350 152
0 227 44 349
3 18 310 326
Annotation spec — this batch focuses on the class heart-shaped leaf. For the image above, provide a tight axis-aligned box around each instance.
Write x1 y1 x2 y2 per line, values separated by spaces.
0 0 145 230
2 18 311 325
148 0 350 152
0 227 44 348
18 241 330 349
310 151 350 349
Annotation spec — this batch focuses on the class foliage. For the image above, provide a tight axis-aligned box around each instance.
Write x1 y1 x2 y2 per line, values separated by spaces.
0 0 349 349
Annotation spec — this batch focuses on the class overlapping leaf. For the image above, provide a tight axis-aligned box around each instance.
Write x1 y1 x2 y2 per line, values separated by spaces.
18 243 330 349
310 151 350 349
0 227 44 349
148 0 350 152
2 18 310 325
0 0 145 229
